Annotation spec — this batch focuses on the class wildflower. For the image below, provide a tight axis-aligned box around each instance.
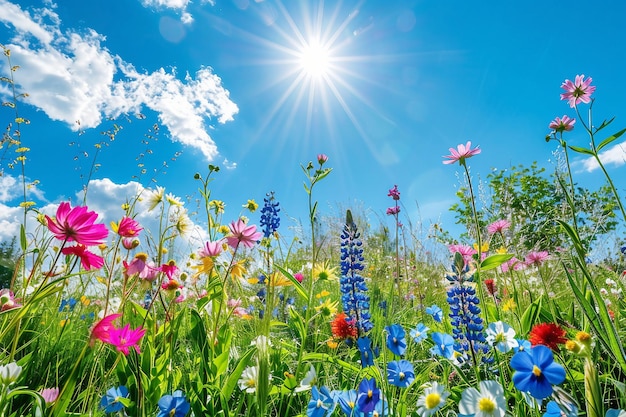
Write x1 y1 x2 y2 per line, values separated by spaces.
416 381 450 417
226 219 262 249
385 324 407 356
525 251 550 267
146 186 165 210
239 366 259 393
111 217 143 237
40 387 59 405
0 362 22 385
294 272 304 283
165 193 183 206
336 389 360 417
61 244 105 270
486 321 518 353
317 153 328 164
510 345 566 399
484 279 497 296
100 386 129 414
500 257 522 273
108 324 146 355
487 219 511 234
549 115 576 133
529 323 567 351
442 141 481 165
357 336 375 367
259 192 281 238
387 359 415 388
45 202 109 246
331 312 358 340
160 260 179 279
386 206 400 215
425 304 443 322
243 199 258 212
340 210 373 334
560 75 596 108
0 289 21 311
606 410 626 417
122 237 139 250
298 365 317 391
458 380 506 417
448 244 477 265
388 185 401 200
90 313 121 345
430 332 455 359
315 299 339 317
307 385 334 417
313 261 339 281
514 339 532 353
410 323 429 343
502 298 517 312
157 390 190 417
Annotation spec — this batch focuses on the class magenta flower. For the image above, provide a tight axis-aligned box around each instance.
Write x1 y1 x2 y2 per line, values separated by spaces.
46 202 109 246
113 217 143 238
294 272 304 283
40 387 59 405
226 219 262 249
548 115 575 133
449 244 477 259
525 251 550 267
199 240 224 257
61 244 105 270
387 185 401 200
107 324 146 355
90 313 121 345
160 261 179 280
560 74 596 108
0 289 21 311
122 237 140 250
386 206 400 215
123 254 148 277
317 154 328 164
487 219 511 234
442 141 481 165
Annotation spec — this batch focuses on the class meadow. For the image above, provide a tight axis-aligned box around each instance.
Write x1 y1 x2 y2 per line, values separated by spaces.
1 42 626 417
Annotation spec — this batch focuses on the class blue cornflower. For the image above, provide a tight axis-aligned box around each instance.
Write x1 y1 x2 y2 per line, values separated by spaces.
59 297 77 312
385 324 407 356
340 210 373 335
425 304 443 322
387 360 415 388
430 332 455 359
259 191 280 238
356 378 380 413
510 345 566 400
335 389 360 417
157 390 190 417
357 336 375 368
410 323 429 343
100 386 129 414
514 338 532 353
307 386 334 417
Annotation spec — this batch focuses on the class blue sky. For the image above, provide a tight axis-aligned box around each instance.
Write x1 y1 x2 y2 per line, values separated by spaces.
1 0 626 249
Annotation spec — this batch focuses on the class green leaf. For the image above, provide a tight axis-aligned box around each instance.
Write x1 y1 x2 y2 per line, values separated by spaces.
221 348 255 399
275 264 307 301
520 298 542 335
480 253 514 271
595 116 615 131
568 145 595 156
596 127 626 152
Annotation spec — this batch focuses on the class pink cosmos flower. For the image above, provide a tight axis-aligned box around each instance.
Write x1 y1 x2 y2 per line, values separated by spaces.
560 74 596 108
46 202 109 246
525 251 550 267
199 240 224 257
387 185 400 200
548 115 576 133
500 257 522 273
487 219 511 234
448 244 477 264
90 313 121 345
107 324 146 355
61 244 104 270
442 141 481 165
386 206 400 215
226 219 263 249
317 154 328 164
40 387 59 405
113 217 143 238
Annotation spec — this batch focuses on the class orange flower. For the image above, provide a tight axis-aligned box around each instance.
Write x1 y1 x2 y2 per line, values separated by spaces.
331 312 357 340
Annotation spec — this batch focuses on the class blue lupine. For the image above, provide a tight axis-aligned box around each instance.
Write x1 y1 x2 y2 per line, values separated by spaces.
339 210 373 335
259 191 281 238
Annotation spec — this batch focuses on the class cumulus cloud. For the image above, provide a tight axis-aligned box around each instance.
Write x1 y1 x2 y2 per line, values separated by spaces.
139 0 215 24
577 140 626 172
0 0 238 162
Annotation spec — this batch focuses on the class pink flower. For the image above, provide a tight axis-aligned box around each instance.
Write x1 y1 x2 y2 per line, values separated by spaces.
442 141 481 165
293 272 304 283
46 202 109 246
61 244 104 270
90 313 121 345
317 154 328 164
387 185 401 200
448 244 477 264
227 298 242 309
386 206 400 215
0 289 21 311
113 217 143 238
40 387 59 405
123 253 148 277
199 240 224 257
160 261 179 279
225 219 262 249
548 115 576 133
122 237 140 250
487 219 511 234
107 324 146 355
500 257 522 273
560 74 596 108
525 251 550 267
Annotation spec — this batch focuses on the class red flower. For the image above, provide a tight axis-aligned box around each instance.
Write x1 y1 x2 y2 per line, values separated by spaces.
529 322 567 351
46 202 109 246
331 312 358 340
484 279 497 296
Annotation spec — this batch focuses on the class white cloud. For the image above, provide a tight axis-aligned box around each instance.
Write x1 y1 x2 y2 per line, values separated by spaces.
0 203 22 242
0 0 238 162
0 174 46 203
578 140 626 172
139 0 216 25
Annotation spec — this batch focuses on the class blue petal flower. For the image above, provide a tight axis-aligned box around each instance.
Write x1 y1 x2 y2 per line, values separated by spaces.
511 345 566 399
157 390 190 417
356 378 380 413
385 324 407 356
387 360 415 388
100 386 129 414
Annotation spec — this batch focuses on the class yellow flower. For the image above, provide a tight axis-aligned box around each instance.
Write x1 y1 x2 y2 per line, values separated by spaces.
209 200 226 214
218 225 230 235
19 201 35 208
312 261 338 281
59 319 69 327
230 261 247 280
243 199 258 213
316 290 330 299
495 247 508 254
315 299 339 317
326 339 338 349
473 242 489 252
192 257 215 279
502 298 516 312
269 271 292 287
80 295 90 306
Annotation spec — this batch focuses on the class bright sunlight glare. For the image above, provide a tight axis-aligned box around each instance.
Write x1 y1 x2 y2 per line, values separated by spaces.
298 41 331 77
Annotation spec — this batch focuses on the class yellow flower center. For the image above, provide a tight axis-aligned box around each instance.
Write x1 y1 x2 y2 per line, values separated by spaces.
425 393 441 409
399 372 405 380
494 332 506 343
532 365 542 377
478 397 496 413
367 389 373 398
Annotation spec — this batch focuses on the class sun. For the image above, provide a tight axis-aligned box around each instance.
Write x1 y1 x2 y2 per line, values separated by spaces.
298 40 331 78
